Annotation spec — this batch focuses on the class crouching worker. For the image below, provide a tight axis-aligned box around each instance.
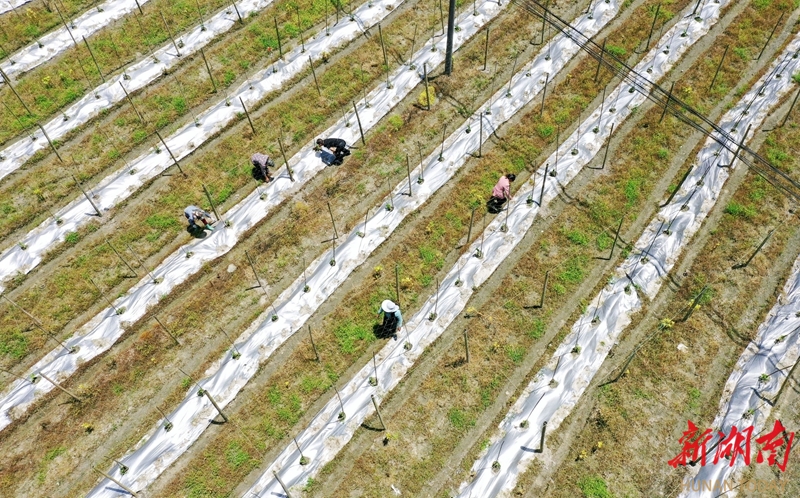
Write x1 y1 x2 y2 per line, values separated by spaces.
184 205 215 232
251 152 275 182
376 299 403 340
315 137 351 165
487 173 516 214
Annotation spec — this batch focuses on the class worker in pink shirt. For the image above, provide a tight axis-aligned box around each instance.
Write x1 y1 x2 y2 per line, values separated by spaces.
487 173 516 213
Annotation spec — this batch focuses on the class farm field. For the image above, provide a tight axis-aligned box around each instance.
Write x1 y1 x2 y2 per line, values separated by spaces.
1 0 799 497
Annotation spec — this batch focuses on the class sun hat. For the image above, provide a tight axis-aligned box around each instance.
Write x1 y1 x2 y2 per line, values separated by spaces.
381 300 399 313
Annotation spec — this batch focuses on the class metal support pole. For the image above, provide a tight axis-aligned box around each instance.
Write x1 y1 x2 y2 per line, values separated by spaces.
755 12 783 61
540 73 549 117
153 316 180 345
352 101 366 145
482 28 489 71
406 154 413 196
778 85 800 128
134 0 143 14
107 240 138 276
0 68 31 114
119 82 144 123
371 394 386 430
72 175 102 216
277 135 295 181
327 201 339 239
659 81 675 124
231 1 243 23
200 48 217 92
590 122 614 170
274 17 283 59
308 325 320 361
594 38 606 82
160 11 182 57
273 471 293 498
539 421 548 452
155 131 185 176
708 46 727 92
39 371 81 402
444 0 456 75
467 207 476 244
638 4 659 54
309 56 321 96
82 36 105 82
245 250 266 291
733 229 775 269
239 97 256 134
296 7 305 53
38 123 63 162
200 387 228 422
91 467 138 496
463 329 470 362
201 183 222 221
424 63 431 110
54 2 77 48
726 124 752 169
539 163 548 205
660 163 693 207
478 114 483 156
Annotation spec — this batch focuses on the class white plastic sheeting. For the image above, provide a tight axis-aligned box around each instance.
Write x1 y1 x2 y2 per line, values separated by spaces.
679 261 800 496
78 2 511 496
0 0 280 180
244 2 623 496
0 0 400 293
0 0 31 16
0 0 152 81
459 14 800 498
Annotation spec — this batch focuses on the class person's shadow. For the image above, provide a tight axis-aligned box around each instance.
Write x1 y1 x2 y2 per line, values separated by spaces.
318 149 338 166
251 164 269 182
373 323 394 339
186 225 209 239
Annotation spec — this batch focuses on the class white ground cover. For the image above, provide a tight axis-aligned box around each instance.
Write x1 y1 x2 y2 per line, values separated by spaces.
243 1 629 496
679 261 800 496
0 0 405 292
0 0 31 16
0 0 152 80
0 0 282 180
459 12 800 498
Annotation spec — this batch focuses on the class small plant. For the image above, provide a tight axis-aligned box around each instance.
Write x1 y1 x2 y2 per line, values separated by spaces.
330 258 336 266
549 379 559 388
197 388 205 397
19 243 28 250
82 423 94 434
185 251 194 259
492 461 501 472
474 249 483 258
271 314 278 322
577 449 588 461
373 265 383 278
115 307 127 315
404 341 412 350
300 455 310 465
357 231 365 237
743 407 755 419
428 312 438 321
304 285 310 293
591 316 600 325
593 441 603 452
520 420 529 429
759 373 770 383
118 463 128 474
417 176 424 184
658 318 675 330
571 345 582 354
224 220 232 227
231 350 241 360
455 278 463 286
338 411 346 422
385 203 394 211
129 168 136 175
775 335 787 343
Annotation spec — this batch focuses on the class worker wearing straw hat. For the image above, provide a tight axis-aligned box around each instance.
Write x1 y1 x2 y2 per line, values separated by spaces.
376 299 403 340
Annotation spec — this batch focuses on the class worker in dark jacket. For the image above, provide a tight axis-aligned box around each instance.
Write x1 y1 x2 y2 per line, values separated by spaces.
316 137 351 165
251 152 275 182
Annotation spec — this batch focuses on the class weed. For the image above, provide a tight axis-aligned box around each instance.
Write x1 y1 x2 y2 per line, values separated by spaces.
387 114 403 131
687 387 701 411
64 232 80 245
565 229 589 246
448 408 473 430
577 475 612 498
225 441 251 469
559 255 589 285
333 320 372 354
529 318 545 339
605 45 626 58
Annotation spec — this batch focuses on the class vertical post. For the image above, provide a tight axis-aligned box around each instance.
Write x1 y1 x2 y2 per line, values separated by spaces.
594 38 606 82
467 207 476 243
639 5 659 54
195 0 206 30
124 245 158 283
155 405 174 431
156 131 185 176
0 68 31 114
54 2 77 47
406 154 413 196
726 124 752 169
231 1 243 23
708 46 727 92
538 270 549 308
424 63 431 110
200 386 228 422
119 82 144 123
482 28 489 71
539 163 549 205
327 201 339 239
506 54 518 97
371 394 386 430
590 122 614 170
273 471 293 498
606 217 623 260
478 113 483 156
438 124 446 161
733 229 776 269
335 386 346 420
72 175 102 216
201 184 222 221
463 329 470 363
107 240 138 277
444 0 456 75
308 325 320 361
160 11 182 57
239 98 256 135
756 12 783 61
660 163 693 207
200 48 217 92
539 421 548 451
277 135 295 181
82 36 105 82
540 73 549 117
395 264 400 305
134 0 144 15
296 7 305 53
91 467 138 497
153 316 180 345
352 101 366 145
779 85 800 127
274 17 283 59
659 81 675 124
39 371 81 402
309 56 321 96
38 123 64 162
245 250 266 290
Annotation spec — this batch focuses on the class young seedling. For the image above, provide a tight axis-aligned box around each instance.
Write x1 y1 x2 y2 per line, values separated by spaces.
294 436 310 465
369 353 378 386
334 386 346 421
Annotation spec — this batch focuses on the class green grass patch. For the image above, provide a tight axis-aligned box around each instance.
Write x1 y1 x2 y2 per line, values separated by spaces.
724 201 756 218
577 475 613 498
333 320 373 354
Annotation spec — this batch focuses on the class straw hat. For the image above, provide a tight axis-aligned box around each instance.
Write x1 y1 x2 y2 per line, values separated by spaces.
381 300 399 313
